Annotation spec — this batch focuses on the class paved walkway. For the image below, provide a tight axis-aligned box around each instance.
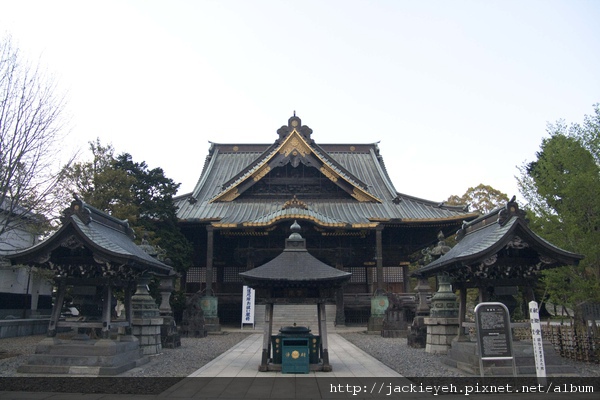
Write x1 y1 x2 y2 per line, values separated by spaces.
184 333 400 378
1 333 596 399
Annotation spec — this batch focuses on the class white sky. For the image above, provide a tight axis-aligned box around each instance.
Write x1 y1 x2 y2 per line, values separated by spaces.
2 0 599 202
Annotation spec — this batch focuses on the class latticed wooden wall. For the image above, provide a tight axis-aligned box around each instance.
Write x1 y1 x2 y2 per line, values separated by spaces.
513 324 599 364
544 325 599 364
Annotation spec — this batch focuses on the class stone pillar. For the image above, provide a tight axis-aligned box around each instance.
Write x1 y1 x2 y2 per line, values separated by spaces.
368 295 389 333
200 295 220 332
259 302 273 372
318 302 331 371
407 276 432 348
203 225 220 332
131 275 163 355
425 275 459 354
375 225 384 294
368 225 387 333
159 275 180 348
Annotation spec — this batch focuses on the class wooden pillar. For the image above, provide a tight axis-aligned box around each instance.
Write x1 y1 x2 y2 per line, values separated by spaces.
375 225 384 294
524 284 536 303
246 247 254 271
335 255 345 326
318 302 331 371
401 262 410 293
47 278 67 337
206 225 214 295
259 302 273 371
478 285 485 303
456 286 468 341
124 283 133 335
101 284 112 339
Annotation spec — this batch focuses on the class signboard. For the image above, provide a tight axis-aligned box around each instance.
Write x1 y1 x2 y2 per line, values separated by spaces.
529 301 547 384
474 302 516 377
241 286 255 328
475 302 513 359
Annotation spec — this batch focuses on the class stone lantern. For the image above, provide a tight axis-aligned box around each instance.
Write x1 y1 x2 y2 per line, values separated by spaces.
424 274 459 354
131 274 163 355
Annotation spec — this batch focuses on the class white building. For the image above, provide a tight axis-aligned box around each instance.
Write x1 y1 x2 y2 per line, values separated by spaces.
0 200 52 319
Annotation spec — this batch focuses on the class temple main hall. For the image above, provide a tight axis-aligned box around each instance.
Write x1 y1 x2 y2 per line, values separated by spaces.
174 115 478 326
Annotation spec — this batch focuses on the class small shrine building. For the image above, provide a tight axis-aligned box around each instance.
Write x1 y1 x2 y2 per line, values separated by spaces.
416 198 584 336
6 197 174 375
175 115 478 326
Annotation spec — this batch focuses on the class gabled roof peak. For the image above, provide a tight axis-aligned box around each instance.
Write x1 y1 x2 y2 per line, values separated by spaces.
456 196 525 241
209 116 381 204
277 114 313 142
62 194 135 240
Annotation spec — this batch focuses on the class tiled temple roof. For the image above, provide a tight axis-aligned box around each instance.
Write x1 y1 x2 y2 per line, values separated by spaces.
416 199 583 278
6 197 173 278
175 115 477 228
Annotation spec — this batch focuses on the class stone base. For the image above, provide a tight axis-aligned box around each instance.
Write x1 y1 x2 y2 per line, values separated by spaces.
381 329 407 338
407 321 427 348
17 336 149 376
161 332 181 348
425 317 459 355
161 316 181 348
132 317 164 355
367 316 384 333
444 339 579 376
264 362 331 373
204 317 221 333
0 318 52 339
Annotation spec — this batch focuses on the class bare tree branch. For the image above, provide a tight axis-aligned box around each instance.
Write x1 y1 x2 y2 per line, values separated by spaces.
0 35 74 249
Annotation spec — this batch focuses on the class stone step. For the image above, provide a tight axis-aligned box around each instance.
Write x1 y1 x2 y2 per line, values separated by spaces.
18 356 149 376
35 338 140 356
483 365 580 376
24 348 142 367
17 338 149 376
253 305 336 331
445 340 578 376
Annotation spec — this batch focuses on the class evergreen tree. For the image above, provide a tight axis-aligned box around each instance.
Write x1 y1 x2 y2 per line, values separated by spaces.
518 104 600 308
63 140 192 273
446 183 509 215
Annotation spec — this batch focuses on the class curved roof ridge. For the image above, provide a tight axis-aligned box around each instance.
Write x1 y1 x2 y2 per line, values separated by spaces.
309 141 370 191
416 200 584 277
239 204 347 228
368 147 397 199
215 143 280 192
6 199 173 276
192 144 221 200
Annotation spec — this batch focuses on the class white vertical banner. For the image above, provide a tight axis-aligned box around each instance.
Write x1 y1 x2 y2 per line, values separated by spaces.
529 301 547 385
241 285 255 327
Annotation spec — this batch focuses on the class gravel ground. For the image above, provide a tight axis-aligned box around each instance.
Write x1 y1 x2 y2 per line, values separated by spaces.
0 331 250 378
340 332 600 378
2 330 600 378
0 332 251 394
340 333 467 377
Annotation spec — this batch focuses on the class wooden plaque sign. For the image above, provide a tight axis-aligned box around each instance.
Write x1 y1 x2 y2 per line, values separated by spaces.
474 302 513 359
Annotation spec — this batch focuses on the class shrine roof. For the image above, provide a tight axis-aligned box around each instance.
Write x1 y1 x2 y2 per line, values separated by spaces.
6 197 173 278
239 222 351 288
175 116 477 228
416 199 583 277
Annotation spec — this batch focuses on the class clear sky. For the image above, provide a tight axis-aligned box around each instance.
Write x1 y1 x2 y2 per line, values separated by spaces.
1 0 599 202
